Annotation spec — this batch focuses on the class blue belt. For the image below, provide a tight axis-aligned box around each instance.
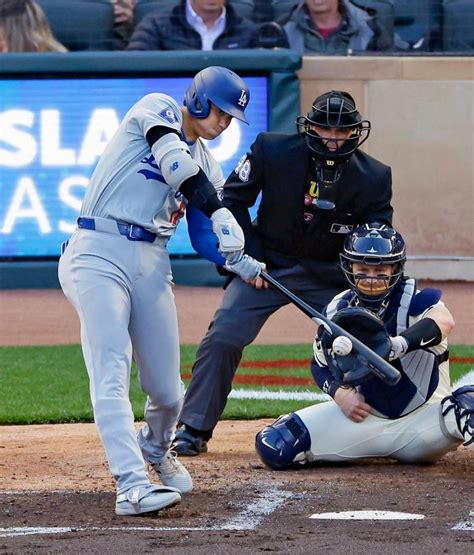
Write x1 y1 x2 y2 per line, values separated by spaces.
77 217 157 243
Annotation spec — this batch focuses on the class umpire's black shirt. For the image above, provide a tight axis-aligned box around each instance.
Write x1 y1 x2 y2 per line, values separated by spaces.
223 132 393 286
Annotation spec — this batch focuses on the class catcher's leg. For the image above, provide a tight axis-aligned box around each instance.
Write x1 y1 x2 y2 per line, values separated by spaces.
256 396 465 469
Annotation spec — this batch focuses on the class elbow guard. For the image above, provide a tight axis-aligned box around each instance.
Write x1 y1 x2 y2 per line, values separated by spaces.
151 132 200 191
180 169 223 217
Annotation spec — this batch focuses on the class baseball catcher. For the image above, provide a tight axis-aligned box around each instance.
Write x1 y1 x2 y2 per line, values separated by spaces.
256 223 473 469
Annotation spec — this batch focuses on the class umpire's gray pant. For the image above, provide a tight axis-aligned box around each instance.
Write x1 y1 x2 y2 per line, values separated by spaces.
179 265 343 436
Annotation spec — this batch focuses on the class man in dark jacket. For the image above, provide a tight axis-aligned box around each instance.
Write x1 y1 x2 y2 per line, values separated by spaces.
127 0 259 50
173 91 394 456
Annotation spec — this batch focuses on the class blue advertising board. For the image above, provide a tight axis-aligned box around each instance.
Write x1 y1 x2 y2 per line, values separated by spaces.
0 76 268 257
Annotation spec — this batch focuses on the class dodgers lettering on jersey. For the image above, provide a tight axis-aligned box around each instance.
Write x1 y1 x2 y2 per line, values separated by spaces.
80 93 225 236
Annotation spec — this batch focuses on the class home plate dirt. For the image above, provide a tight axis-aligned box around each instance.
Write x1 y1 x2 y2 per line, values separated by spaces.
0 421 473 553
0 284 473 552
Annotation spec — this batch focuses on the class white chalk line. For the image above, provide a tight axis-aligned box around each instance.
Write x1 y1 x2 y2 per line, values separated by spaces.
310 510 425 521
453 370 474 389
229 389 329 401
0 483 293 538
227 372 472 402
451 510 474 531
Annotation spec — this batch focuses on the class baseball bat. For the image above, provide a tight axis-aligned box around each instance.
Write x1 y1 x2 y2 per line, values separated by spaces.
260 271 401 386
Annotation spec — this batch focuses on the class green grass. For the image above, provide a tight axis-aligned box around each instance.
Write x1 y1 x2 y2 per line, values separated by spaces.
0 344 472 424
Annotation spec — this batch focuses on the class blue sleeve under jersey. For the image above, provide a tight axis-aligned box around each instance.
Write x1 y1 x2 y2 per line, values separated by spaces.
186 205 226 265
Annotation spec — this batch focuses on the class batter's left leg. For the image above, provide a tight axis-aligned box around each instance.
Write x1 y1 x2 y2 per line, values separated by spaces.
128 245 183 464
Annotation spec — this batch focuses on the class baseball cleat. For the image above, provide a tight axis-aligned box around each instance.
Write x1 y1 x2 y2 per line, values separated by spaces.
115 484 181 516
150 450 193 494
172 426 208 456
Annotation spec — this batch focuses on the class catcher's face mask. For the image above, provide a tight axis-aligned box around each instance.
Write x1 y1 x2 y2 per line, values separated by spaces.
352 262 395 299
340 224 407 307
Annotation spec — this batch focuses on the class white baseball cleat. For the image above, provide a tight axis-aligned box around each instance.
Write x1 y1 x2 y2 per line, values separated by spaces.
115 484 181 516
150 450 193 494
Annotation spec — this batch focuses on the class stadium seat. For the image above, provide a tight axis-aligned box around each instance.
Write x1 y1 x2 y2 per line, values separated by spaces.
134 0 176 26
37 0 115 51
228 0 255 20
253 0 275 22
272 0 298 24
442 0 474 52
351 0 394 49
393 0 442 51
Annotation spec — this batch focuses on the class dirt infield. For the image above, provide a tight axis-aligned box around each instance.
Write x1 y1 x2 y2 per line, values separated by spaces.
0 281 473 345
1 422 473 553
0 284 473 551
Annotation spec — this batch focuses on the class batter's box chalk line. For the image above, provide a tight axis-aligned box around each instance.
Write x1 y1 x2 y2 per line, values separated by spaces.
451 510 474 531
0 482 294 538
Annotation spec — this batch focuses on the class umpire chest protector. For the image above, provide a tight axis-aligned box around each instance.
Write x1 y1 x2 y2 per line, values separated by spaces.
224 133 393 264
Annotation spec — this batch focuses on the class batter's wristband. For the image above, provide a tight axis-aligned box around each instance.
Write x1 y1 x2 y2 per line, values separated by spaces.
400 317 442 351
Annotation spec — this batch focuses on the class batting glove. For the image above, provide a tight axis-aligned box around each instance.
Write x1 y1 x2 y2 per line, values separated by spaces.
389 335 409 361
211 207 245 264
225 255 266 282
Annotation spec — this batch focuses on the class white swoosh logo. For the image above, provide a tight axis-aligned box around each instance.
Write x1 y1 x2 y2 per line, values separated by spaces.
420 337 435 346
260 437 278 451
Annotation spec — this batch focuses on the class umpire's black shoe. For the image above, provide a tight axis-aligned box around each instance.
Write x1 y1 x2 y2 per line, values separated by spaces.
172 426 208 456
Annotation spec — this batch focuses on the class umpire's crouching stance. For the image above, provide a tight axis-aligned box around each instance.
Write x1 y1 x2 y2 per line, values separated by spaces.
173 91 394 455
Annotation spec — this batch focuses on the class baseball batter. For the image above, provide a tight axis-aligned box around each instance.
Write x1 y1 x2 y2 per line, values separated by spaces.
58 66 263 516
256 224 473 469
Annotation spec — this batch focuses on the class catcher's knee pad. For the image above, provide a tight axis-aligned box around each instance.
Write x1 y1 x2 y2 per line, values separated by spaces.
442 385 474 446
255 412 311 470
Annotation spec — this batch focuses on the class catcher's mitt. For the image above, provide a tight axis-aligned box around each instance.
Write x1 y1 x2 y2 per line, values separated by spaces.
320 306 391 386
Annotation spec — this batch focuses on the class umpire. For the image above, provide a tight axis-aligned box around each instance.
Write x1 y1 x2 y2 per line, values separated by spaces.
173 90 394 455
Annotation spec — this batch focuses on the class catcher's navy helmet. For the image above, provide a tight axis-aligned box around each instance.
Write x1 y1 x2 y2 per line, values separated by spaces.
340 223 406 306
296 90 371 162
184 66 250 124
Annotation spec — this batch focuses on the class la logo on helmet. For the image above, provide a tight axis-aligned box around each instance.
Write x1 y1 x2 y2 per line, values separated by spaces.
237 90 248 107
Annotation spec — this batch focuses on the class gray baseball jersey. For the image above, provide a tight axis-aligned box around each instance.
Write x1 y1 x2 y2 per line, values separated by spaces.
81 93 225 236
59 92 224 494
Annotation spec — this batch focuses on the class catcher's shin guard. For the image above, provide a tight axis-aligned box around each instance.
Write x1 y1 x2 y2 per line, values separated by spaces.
441 385 474 446
255 413 311 470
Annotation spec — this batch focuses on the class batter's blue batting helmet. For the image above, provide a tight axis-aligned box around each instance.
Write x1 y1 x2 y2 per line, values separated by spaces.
184 66 250 124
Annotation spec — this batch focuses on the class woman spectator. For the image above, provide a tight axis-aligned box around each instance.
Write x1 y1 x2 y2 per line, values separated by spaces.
0 0 67 52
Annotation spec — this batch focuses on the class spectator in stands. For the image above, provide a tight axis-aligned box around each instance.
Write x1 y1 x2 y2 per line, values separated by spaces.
127 0 260 50
0 0 66 52
283 0 392 54
111 0 136 49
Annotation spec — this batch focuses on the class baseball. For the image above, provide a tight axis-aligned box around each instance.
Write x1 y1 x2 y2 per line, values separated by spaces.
332 336 353 356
